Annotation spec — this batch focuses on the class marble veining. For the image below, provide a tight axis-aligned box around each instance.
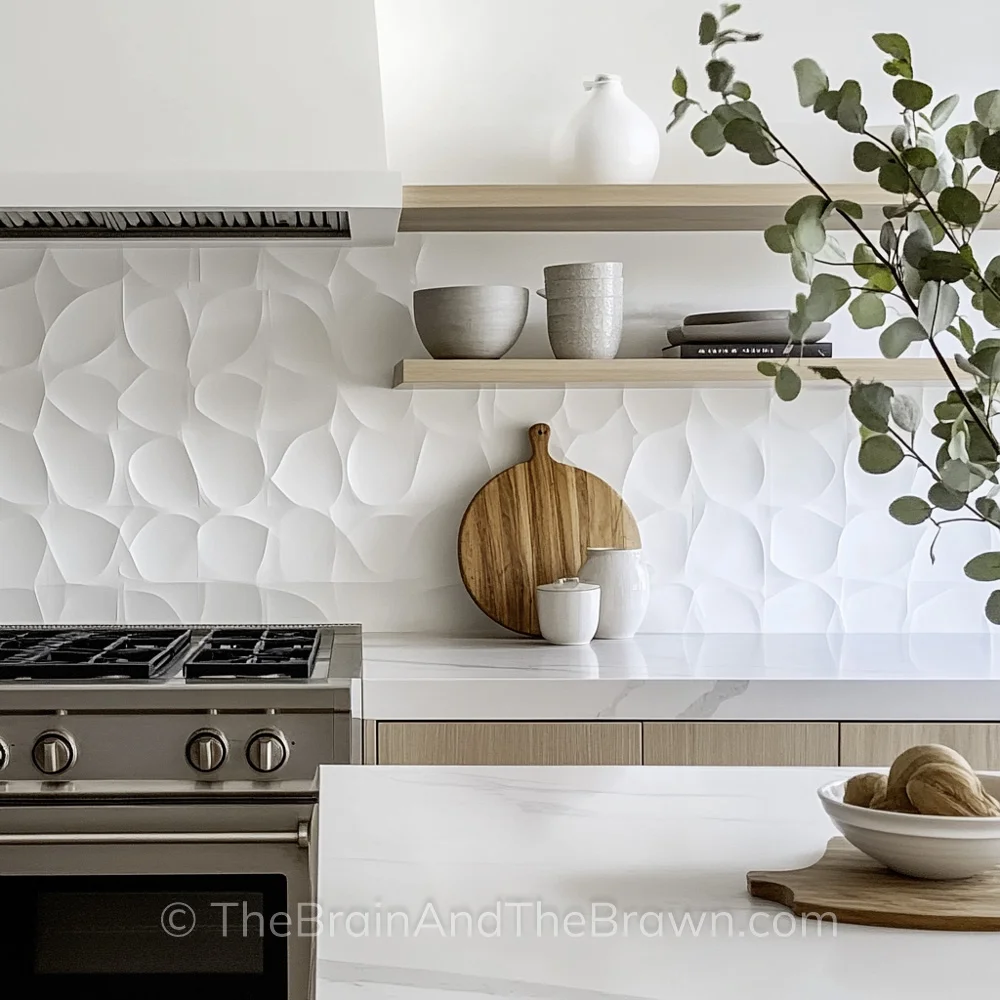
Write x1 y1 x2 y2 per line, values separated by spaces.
316 765 995 1000
361 632 1000 720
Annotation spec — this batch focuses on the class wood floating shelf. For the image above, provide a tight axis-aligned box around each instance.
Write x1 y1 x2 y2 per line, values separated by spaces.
399 184 999 234
393 358 967 390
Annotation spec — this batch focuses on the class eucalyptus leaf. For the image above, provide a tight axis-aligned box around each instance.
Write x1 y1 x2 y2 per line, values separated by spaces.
838 93 868 133
891 393 922 433
720 3 741 18
728 100 767 125
964 551 1000 582
793 58 828 108
805 272 850 320
814 89 841 119
946 121 987 159
795 206 827 254
986 591 1000 625
756 361 779 377
850 381 893 432
977 497 1000 525
893 79 933 111
859 434 905 474
810 365 846 381
723 117 776 163
889 496 932 525
774 365 801 401
903 228 932 268
942 458 987 492
928 482 967 511
954 354 988 379
938 186 983 226
974 90 1000 129
902 146 936 169
785 195 828 226
853 140 889 172
790 245 813 284
929 94 960 129
672 68 688 98
880 221 898 255
833 199 863 220
665 98 697 133
849 291 886 330
707 59 735 93
918 281 960 335
728 81 752 100
878 161 911 194
763 224 794 254
879 317 928 358
919 250 974 283
873 32 911 63
691 115 727 156
981 133 1000 172
699 11 718 45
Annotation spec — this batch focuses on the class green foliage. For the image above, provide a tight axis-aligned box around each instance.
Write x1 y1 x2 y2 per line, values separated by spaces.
889 496 932 525
668 5 1000 621
775 365 801 401
859 434 904 474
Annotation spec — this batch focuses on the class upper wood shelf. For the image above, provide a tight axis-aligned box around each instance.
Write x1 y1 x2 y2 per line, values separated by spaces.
392 358 962 389
398 184 1000 233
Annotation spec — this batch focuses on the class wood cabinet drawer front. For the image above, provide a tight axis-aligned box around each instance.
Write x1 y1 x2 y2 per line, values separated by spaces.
643 722 839 766
376 722 641 765
840 724 1000 769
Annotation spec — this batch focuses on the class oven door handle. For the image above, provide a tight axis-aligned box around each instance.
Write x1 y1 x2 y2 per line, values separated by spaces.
0 820 310 848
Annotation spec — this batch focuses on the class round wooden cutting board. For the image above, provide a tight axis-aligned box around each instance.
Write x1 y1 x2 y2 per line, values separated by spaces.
458 423 640 636
748 837 1000 931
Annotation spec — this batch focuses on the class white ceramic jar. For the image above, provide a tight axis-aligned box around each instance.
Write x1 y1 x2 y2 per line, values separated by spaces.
578 547 649 639
536 577 601 645
551 75 661 184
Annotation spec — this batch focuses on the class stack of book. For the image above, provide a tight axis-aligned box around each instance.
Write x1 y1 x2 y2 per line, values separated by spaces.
662 309 832 359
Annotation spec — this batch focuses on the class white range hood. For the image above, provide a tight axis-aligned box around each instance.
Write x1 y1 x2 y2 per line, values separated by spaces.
0 0 400 245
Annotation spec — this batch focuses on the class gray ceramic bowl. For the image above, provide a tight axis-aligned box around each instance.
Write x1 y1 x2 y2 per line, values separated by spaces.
413 285 529 360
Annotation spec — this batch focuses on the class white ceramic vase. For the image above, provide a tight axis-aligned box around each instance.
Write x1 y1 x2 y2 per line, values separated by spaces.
536 577 601 645
552 75 660 184
578 547 649 639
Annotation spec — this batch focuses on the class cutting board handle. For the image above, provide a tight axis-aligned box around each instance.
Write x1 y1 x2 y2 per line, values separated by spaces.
529 423 552 461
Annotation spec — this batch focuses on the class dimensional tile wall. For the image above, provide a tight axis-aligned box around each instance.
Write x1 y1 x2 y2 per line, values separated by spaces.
0 234 994 632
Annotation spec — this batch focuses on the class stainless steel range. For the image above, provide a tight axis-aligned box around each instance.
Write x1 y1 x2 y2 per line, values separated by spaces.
0 623 362 1000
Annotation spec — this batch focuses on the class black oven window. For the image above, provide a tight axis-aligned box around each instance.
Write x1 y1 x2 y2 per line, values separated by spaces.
2 875 287 1000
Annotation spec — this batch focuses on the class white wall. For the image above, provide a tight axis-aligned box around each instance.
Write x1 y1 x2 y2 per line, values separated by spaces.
0 239 994 634
375 0 995 183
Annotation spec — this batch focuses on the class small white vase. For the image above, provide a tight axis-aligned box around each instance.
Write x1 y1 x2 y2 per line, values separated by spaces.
552 75 660 184
578 547 649 639
536 577 601 645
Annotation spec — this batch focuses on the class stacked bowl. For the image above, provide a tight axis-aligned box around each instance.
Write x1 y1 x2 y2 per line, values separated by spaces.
540 262 624 359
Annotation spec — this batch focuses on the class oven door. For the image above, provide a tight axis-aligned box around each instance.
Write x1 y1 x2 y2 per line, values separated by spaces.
0 782 317 1000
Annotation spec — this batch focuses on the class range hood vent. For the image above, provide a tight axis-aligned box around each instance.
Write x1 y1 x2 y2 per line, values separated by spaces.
0 209 353 240
0 0 400 246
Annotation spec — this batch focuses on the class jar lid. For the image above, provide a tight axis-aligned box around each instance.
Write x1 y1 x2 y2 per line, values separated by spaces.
536 577 600 593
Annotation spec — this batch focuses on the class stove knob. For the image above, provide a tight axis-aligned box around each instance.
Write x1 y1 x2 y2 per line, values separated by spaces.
246 731 288 773
33 732 75 775
186 731 227 773
0 738 8 771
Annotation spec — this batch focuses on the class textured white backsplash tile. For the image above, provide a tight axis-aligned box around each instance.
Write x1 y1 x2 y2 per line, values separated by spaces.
0 238 991 631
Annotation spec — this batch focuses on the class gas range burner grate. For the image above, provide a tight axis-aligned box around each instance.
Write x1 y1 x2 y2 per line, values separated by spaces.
0 628 192 680
184 628 321 680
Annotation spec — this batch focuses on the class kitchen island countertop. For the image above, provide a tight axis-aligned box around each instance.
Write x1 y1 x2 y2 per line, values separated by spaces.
362 632 1000 720
316 765 993 999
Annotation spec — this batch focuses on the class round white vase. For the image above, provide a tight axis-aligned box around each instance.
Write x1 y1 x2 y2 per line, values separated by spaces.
578 547 649 639
552 74 661 184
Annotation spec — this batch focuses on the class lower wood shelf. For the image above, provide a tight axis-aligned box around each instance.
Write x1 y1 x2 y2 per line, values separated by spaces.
392 358 961 389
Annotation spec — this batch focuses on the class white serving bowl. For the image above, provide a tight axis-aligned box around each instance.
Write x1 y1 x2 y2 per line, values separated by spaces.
818 772 1000 879
412 285 529 360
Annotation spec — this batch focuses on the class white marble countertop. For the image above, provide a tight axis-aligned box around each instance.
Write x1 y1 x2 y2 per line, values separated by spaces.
362 632 1000 720
316 765 994 999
